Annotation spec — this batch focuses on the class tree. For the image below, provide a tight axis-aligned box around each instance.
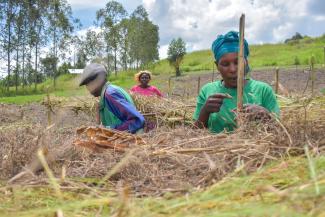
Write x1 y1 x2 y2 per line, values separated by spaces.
79 29 103 64
47 0 74 88
285 32 304 43
96 1 127 76
0 0 17 91
129 6 159 68
40 55 57 79
167 38 186 76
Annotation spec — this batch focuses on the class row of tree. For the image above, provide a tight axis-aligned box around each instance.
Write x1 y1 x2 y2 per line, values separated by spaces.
0 0 77 92
0 0 160 93
73 2 159 76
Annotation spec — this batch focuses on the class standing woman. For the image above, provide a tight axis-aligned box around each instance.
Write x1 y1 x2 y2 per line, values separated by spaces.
130 70 163 97
193 31 280 133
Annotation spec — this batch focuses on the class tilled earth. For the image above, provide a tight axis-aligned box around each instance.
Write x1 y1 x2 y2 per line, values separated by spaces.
170 67 325 97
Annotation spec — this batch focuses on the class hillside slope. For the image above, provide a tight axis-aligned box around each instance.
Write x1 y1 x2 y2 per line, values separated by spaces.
151 35 325 74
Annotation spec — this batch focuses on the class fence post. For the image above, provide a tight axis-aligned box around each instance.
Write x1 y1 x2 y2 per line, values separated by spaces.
323 46 325 68
168 77 171 97
275 67 279 95
212 63 215 82
46 87 52 126
197 76 201 95
310 55 316 96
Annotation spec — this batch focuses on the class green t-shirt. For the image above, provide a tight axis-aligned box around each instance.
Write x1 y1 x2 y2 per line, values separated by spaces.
193 79 280 133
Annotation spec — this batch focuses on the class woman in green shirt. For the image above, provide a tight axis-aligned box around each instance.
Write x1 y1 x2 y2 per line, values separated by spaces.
193 31 279 133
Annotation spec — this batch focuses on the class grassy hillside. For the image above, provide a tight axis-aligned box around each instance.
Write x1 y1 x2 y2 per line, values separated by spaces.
151 35 325 74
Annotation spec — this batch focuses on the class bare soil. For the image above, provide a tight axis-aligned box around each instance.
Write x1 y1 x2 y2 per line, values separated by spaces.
169 67 325 97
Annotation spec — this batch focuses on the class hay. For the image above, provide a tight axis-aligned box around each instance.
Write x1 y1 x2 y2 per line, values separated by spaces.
1 96 324 197
132 95 195 128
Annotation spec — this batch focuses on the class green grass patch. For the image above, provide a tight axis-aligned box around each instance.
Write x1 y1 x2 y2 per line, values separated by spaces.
1 156 325 216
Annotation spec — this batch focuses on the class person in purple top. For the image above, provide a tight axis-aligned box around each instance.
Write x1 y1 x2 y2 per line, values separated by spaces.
79 63 144 134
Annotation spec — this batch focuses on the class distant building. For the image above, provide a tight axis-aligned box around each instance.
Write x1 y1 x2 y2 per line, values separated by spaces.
68 69 83 74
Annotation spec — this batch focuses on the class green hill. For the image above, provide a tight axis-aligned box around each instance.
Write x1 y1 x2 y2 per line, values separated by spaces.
150 35 325 74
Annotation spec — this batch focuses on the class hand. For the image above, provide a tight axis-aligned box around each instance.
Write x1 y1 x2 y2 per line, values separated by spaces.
201 93 232 115
233 104 270 121
194 93 232 129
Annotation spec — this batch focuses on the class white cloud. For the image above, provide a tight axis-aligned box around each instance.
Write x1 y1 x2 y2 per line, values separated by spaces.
159 44 169 59
142 0 324 57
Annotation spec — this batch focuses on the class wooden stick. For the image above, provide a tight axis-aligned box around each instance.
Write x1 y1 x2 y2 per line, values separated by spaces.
275 67 279 95
237 14 245 111
323 46 325 68
168 77 171 97
310 55 316 96
46 87 52 126
197 76 201 94
212 62 215 82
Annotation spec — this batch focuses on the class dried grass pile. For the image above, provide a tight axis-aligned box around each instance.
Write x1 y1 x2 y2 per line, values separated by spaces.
41 95 97 116
132 94 195 127
1 96 324 197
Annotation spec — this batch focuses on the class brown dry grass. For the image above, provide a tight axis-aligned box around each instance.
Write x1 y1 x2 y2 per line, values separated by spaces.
0 95 324 197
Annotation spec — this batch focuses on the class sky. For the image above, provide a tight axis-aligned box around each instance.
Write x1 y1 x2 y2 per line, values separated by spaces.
68 0 325 59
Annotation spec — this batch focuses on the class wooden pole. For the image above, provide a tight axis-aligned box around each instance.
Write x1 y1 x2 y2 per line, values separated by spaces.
237 14 245 111
168 77 171 97
275 67 279 95
212 62 215 82
197 76 201 95
323 46 325 68
310 55 316 96
46 87 52 126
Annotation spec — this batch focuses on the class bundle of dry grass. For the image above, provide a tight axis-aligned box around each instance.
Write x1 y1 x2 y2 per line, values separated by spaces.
41 95 97 116
132 94 195 128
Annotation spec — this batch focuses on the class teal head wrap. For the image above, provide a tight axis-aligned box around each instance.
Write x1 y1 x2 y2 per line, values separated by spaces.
211 31 249 63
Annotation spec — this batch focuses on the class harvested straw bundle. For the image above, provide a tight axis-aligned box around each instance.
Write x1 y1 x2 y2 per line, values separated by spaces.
132 94 195 128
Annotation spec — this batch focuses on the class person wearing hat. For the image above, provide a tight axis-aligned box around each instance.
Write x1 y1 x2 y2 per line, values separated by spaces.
193 31 280 133
79 63 145 134
130 70 163 97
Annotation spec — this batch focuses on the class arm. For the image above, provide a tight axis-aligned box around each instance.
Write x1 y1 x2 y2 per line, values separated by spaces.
194 93 231 128
104 90 144 133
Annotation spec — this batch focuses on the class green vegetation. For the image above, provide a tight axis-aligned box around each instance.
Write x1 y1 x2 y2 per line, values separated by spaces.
0 156 324 216
1 35 325 104
0 74 87 104
151 34 325 74
167 37 187 76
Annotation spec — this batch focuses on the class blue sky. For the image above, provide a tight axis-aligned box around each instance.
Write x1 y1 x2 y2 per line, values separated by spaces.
68 0 325 59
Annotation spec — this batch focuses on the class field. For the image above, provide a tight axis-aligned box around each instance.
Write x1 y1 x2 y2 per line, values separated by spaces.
0 65 325 216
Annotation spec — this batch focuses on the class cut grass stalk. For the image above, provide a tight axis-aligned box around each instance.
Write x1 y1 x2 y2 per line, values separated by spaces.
37 148 62 198
304 145 320 195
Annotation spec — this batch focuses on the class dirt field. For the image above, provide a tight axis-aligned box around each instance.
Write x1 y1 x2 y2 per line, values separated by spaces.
169 67 325 97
